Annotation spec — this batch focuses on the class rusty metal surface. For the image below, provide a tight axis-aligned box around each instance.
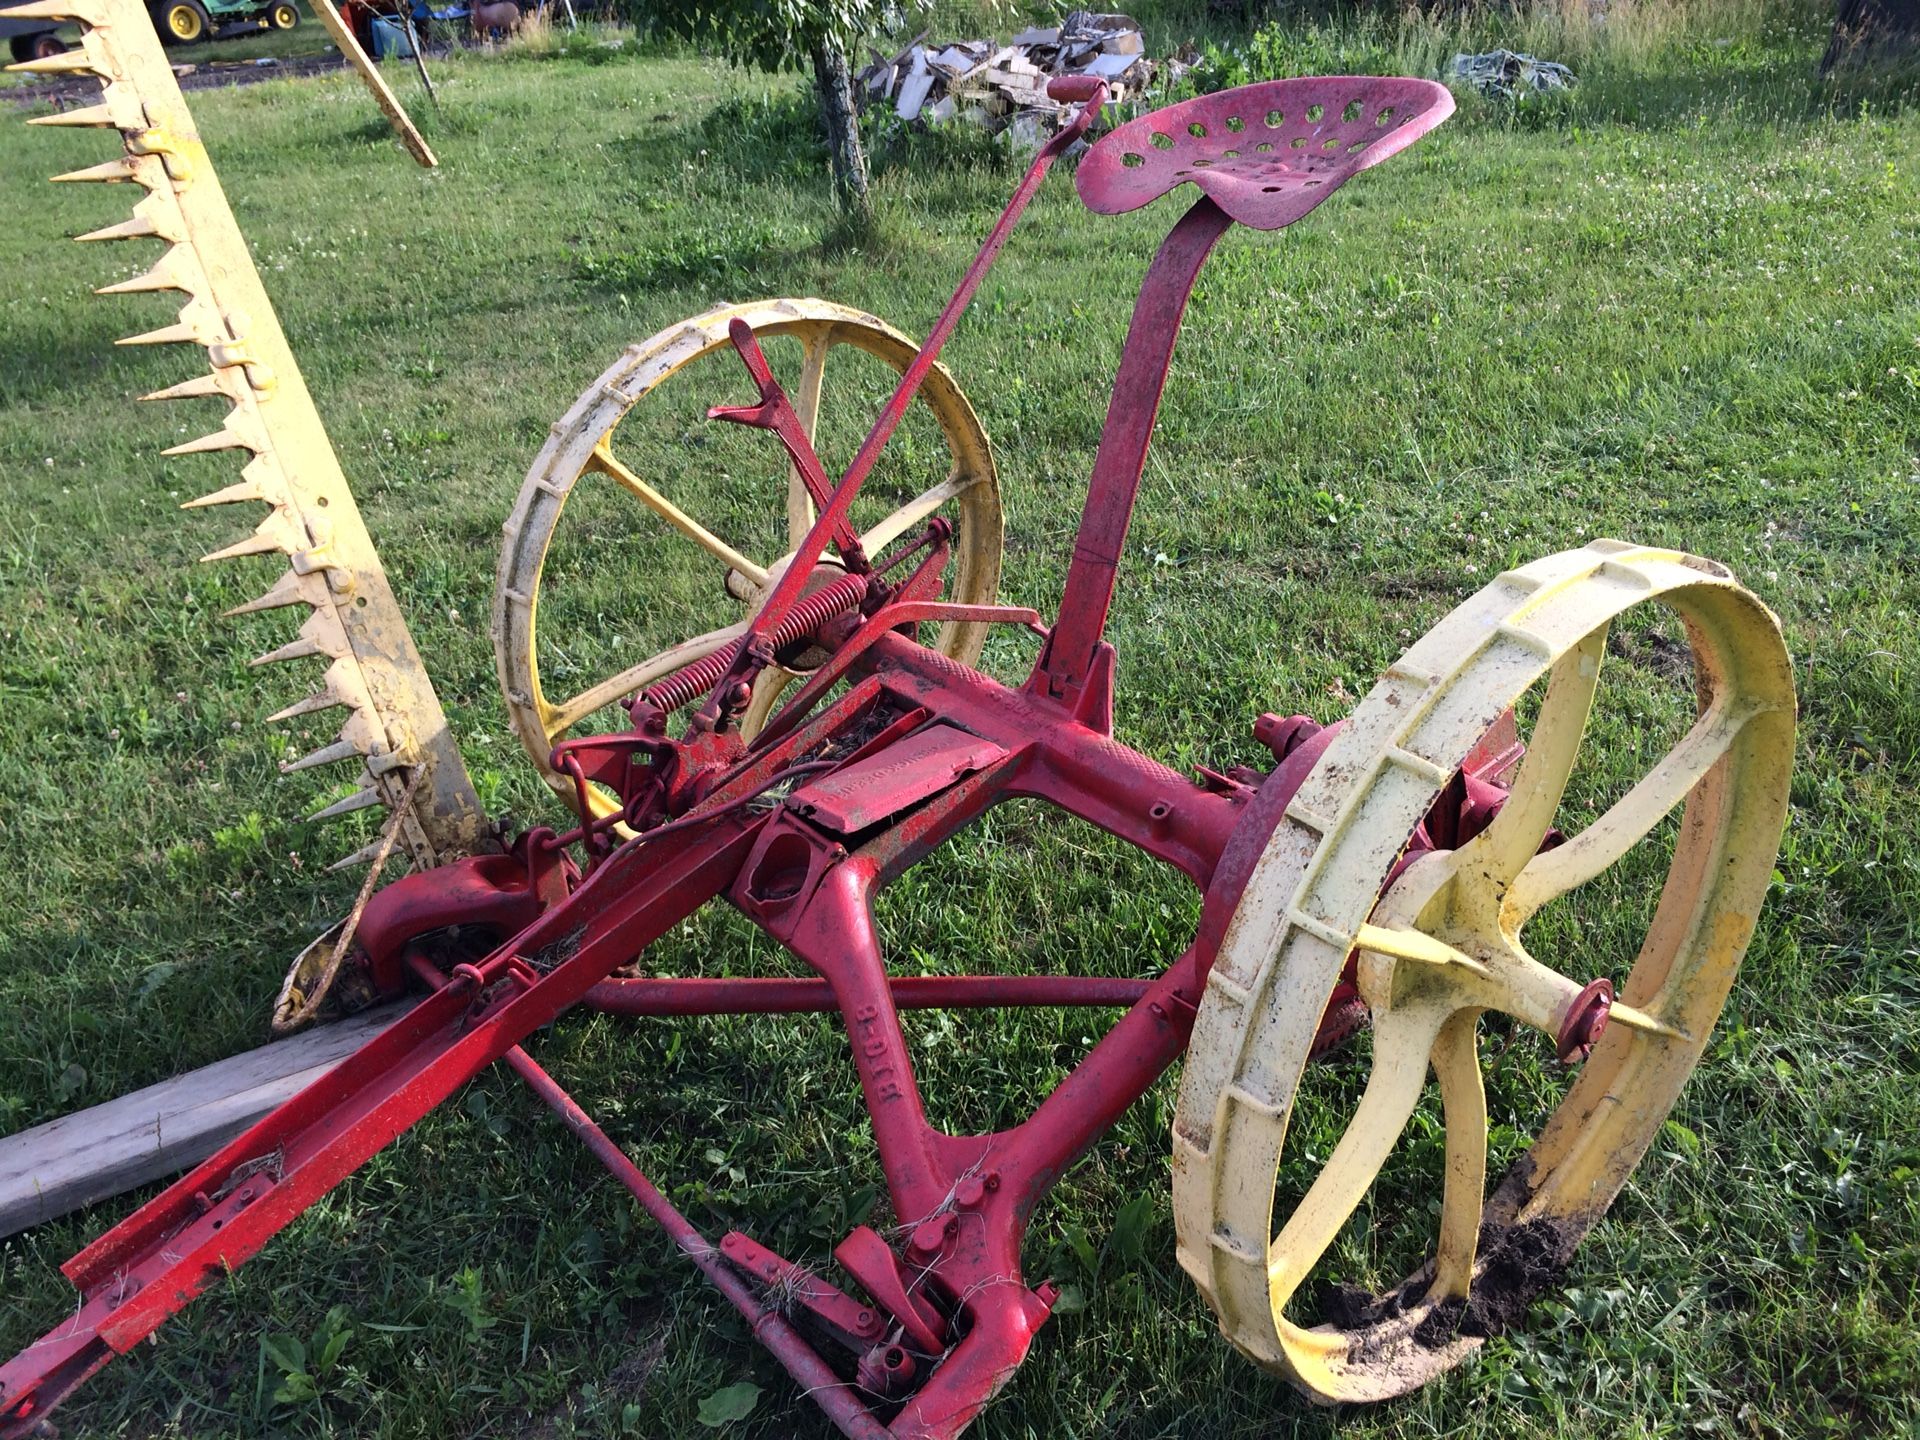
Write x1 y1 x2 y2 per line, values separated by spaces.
1077 75 1454 230
788 723 1007 833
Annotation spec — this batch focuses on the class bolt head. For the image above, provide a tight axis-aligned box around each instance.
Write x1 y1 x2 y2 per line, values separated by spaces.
908 1219 946 1257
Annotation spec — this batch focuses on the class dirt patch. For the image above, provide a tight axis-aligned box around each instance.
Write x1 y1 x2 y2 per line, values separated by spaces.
1428 1215 1574 1342
1327 1210 1586 1363
4 52 349 109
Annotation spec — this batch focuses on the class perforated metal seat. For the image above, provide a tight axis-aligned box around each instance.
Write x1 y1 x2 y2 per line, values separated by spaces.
1076 76 1455 231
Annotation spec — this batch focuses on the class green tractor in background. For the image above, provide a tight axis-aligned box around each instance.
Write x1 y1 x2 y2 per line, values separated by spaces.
148 0 301 45
3 0 299 52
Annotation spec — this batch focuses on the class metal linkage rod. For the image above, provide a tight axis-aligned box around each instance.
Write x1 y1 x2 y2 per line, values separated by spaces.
583 972 1150 1017
701 80 1110 728
507 1052 887 1439
400 954 886 1439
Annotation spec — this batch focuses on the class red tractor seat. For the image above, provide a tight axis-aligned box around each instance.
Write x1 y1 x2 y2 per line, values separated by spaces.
1076 76 1455 231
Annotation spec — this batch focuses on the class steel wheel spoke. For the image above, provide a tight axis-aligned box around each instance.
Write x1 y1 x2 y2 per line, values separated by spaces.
1470 931 1588 1038
1459 627 1605 885
1429 1010 1486 1301
746 469 978 596
861 470 976 556
1507 697 1755 920
787 330 831 547
589 442 770 587
546 622 746 737
1268 1004 1447 1305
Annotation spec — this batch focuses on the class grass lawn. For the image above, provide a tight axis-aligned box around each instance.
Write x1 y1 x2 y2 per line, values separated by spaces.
1 5 1917 1437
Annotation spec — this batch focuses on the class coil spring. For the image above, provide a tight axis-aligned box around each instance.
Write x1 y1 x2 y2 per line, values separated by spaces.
638 570 871 714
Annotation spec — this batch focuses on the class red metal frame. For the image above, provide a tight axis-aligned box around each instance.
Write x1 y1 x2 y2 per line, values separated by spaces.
0 76 1471 1440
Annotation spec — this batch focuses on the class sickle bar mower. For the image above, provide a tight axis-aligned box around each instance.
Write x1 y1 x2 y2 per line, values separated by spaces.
6 26 1797 1437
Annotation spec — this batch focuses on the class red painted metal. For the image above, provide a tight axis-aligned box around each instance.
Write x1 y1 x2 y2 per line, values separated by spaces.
0 76 1467 1440
691 82 1109 730
718 1232 888 1350
710 316 870 568
1076 76 1455 231
795 723 1008 832
1033 197 1234 707
583 973 1151 1016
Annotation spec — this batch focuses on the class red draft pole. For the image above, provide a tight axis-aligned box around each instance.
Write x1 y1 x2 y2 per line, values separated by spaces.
583 972 1150 1017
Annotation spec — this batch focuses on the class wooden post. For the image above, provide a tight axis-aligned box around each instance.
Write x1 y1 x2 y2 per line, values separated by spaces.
0 1003 408 1239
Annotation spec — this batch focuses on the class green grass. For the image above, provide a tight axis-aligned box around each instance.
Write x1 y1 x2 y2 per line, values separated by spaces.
2 8 1918 1438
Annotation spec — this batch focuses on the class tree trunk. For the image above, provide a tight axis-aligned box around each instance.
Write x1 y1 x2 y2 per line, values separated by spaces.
1823 0 1920 74
810 36 872 224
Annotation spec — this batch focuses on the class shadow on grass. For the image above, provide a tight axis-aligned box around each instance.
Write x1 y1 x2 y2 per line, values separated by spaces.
1549 52 1920 129
566 84 1030 297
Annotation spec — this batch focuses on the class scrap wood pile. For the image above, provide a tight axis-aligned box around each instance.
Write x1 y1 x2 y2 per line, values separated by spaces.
857 11 1191 143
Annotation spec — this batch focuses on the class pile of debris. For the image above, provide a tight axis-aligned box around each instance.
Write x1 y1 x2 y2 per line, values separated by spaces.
1448 48 1576 100
857 11 1186 144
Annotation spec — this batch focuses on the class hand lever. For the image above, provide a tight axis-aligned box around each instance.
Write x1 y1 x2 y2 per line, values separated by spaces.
1045 76 1109 147
694 77 1107 733
1046 74 1106 105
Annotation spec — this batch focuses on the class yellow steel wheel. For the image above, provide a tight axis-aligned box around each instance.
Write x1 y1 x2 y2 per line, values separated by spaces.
494 298 1003 822
1172 540 1794 1403
160 0 206 40
269 2 299 28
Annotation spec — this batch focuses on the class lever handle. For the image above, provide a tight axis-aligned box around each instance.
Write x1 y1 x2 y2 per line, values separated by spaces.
1047 75 1106 104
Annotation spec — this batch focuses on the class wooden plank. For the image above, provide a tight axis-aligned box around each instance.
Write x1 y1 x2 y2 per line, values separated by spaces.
0 1003 409 1239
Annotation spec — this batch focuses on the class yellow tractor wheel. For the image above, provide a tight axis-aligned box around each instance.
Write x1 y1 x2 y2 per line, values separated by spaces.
494 298 1004 823
155 0 208 41
1172 540 1795 1403
269 1 300 28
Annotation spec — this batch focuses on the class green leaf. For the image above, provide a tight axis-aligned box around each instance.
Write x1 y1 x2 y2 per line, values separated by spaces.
697 1381 763 1427
1110 1192 1156 1266
261 1334 306 1375
272 1371 318 1405
1663 1119 1701 1157
135 962 178 1001
1063 1222 1099 1278
53 1064 86 1104
317 1326 351 1374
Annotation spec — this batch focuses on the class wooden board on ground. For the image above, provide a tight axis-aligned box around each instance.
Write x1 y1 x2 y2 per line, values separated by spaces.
0 1003 407 1239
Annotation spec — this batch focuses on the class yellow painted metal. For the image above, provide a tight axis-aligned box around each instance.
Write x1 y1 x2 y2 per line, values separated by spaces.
309 0 436 169
162 1 204 41
1171 540 1795 1402
493 300 1004 821
11 0 487 869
